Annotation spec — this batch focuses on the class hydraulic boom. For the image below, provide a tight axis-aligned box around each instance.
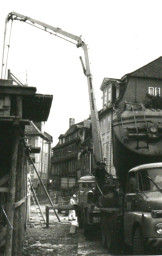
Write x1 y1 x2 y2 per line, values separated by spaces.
1 11 103 165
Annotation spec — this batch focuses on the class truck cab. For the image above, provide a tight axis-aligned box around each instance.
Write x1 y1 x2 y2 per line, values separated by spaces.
77 175 101 234
124 162 162 254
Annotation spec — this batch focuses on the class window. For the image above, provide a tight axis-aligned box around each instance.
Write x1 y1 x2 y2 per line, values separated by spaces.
155 87 160 96
116 85 120 98
127 172 138 193
107 86 112 102
148 87 154 96
148 87 161 96
138 168 162 192
69 178 76 188
103 89 107 106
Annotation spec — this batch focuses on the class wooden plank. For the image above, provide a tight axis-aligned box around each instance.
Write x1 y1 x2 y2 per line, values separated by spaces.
0 174 9 186
0 117 30 124
13 138 26 256
0 86 36 96
48 204 75 210
16 96 22 117
4 125 20 256
0 187 9 193
14 196 26 208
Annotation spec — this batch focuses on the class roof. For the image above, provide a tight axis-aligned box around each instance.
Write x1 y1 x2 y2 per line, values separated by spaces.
25 121 52 141
130 162 162 172
100 78 121 91
23 94 53 122
123 57 162 80
0 80 53 122
78 175 95 183
58 120 87 139
25 122 41 136
65 123 83 136
44 132 53 142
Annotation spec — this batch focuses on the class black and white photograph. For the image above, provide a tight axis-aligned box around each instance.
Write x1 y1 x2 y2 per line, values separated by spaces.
1 0 162 255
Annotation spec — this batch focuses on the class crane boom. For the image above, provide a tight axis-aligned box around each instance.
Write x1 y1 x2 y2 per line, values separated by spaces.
1 11 104 164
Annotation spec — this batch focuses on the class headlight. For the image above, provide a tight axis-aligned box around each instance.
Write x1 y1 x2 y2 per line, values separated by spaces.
150 126 158 133
155 223 162 234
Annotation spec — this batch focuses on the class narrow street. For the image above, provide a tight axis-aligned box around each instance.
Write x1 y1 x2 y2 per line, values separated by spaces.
22 204 110 256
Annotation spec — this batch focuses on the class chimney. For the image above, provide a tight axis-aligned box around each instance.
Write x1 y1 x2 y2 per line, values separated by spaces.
69 118 75 127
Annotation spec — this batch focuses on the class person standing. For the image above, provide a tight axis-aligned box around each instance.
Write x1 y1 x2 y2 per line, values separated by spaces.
68 194 77 221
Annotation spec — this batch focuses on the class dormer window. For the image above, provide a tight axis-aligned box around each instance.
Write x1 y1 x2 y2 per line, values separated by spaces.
107 86 112 103
103 89 107 106
116 85 120 98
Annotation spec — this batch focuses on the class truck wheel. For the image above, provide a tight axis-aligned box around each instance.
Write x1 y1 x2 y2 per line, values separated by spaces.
132 227 144 255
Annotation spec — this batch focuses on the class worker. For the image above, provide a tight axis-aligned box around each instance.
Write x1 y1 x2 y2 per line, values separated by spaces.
98 181 120 208
68 194 77 221
94 161 107 190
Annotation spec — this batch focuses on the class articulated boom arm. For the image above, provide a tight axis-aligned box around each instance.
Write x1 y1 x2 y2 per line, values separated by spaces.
7 12 83 47
2 11 104 164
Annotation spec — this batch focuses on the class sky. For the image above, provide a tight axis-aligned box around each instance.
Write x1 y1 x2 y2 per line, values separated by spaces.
0 0 162 145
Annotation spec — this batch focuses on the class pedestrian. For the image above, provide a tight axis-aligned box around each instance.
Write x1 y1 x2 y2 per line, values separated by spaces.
68 194 77 221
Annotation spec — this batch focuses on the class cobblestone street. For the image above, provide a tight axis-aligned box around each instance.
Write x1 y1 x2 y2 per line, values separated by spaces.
22 205 109 256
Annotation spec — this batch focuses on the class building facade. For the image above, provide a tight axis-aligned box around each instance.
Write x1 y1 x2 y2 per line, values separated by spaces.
0 77 53 255
99 57 162 177
25 122 53 194
99 78 121 176
50 118 92 197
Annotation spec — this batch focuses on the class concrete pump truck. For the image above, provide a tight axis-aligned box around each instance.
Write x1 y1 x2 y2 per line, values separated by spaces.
3 12 162 255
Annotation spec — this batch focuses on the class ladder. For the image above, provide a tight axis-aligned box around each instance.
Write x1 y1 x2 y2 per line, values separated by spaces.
131 103 149 149
28 178 46 225
107 111 113 174
25 147 60 222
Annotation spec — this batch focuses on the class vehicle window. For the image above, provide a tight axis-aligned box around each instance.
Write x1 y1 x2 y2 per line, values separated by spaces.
138 171 151 191
127 172 138 193
138 168 162 191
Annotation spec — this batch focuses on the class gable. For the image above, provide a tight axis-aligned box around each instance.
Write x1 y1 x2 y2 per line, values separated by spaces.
126 57 162 79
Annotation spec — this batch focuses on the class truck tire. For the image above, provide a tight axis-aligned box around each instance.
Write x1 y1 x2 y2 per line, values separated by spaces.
132 227 144 255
